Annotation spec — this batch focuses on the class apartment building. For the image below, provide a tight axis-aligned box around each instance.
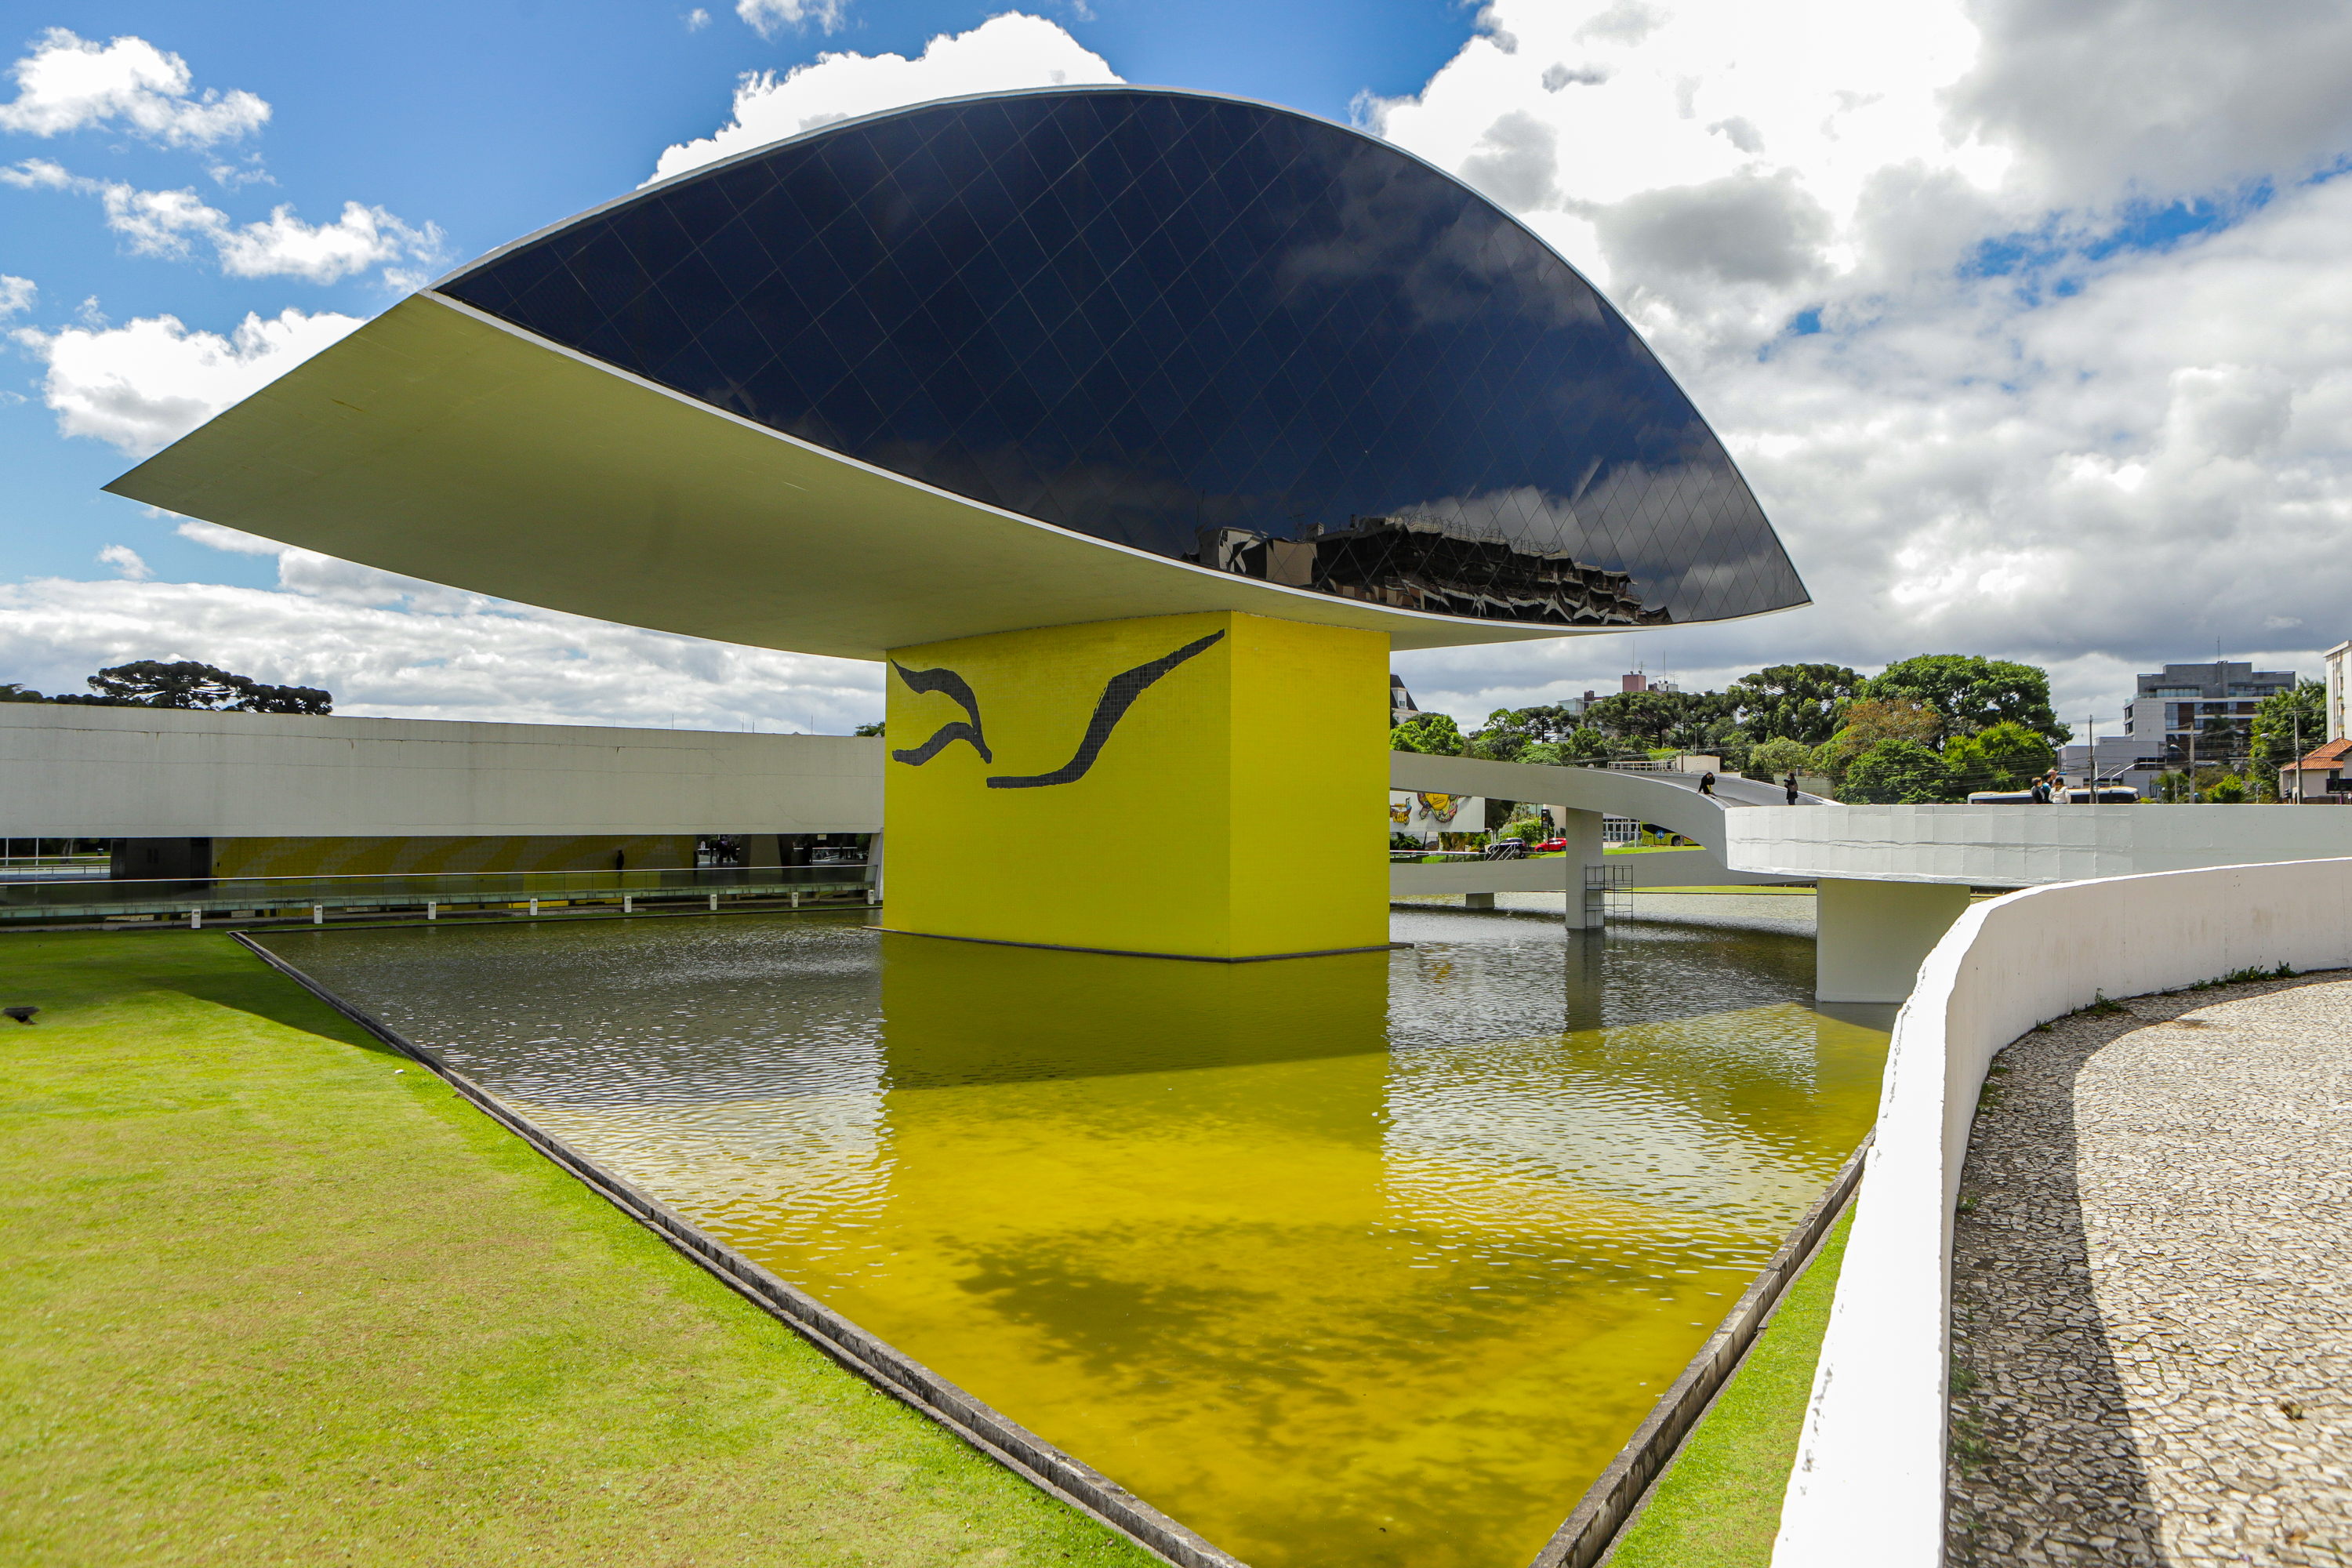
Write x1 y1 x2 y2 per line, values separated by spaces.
2122 661 2296 770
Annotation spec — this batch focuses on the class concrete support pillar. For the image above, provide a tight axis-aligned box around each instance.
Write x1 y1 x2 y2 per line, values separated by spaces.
1815 878 1973 1003
1561 808 1606 930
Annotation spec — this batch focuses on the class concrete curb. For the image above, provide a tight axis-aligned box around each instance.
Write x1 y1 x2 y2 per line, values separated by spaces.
1530 1138 1871 1568
230 931 1246 1568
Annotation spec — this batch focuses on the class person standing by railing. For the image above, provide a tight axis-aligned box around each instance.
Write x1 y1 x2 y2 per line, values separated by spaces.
1699 770 1717 797
1785 772 1801 805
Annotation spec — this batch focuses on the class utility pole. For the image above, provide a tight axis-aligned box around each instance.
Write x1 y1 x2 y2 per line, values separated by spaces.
2294 702 2304 805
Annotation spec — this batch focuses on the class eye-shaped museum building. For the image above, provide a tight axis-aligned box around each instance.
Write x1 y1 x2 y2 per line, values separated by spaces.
111 86 1806 960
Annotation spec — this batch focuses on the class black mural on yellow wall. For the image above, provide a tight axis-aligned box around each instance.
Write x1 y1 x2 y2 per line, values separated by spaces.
891 630 1226 789
888 662 991 764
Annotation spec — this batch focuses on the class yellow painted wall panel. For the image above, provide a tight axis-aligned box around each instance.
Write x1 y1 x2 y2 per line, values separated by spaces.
1226 615 1390 956
884 611 1387 960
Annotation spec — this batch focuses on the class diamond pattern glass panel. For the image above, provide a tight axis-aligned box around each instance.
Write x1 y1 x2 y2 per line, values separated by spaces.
440 89 1808 628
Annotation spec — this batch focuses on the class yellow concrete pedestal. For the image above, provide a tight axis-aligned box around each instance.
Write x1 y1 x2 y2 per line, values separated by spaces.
882 610 1388 961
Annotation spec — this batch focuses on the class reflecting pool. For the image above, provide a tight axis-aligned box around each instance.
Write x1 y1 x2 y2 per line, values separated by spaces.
263 896 1887 1568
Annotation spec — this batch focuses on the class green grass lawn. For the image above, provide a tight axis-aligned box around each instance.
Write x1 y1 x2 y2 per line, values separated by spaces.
0 930 1159 1567
1605 1204 1854 1568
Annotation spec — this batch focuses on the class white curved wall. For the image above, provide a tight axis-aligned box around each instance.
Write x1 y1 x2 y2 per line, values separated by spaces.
1771 857 2352 1566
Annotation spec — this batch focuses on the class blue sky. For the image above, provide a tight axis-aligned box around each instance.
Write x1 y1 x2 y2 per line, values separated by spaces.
6 0 2352 733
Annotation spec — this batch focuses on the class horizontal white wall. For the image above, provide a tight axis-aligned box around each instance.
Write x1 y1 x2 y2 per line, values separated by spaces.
1390 858 1577 895
1725 801 2352 887
1772 857 2352 1566
0 705 881 837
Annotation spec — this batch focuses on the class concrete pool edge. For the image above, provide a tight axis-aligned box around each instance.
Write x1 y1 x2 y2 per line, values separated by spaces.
1530 1137 1871 1568
230 931 1247 1568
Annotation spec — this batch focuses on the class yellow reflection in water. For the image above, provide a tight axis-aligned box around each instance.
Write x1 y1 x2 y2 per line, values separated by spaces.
521 934 1885 1568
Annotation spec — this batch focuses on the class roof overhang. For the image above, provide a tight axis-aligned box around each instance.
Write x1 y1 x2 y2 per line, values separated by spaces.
106 293 1597 659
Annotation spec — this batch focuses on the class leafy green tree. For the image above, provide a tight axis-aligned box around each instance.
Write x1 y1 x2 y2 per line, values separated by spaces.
1941 720 2056 793
1726 663 1862 747
2249 679 2325 800
2208 774 2247 804
1464 704 1588 760
1860 655 2068 745
1745 735 1813 782
854 720 884 736
1390 712 1465 754
1 682 45 703
1700 717 1751 771
81 660 332 714
1813 699 1944 786
1843 738 1956 803
1584 688 1733 749
1520 727 1617 767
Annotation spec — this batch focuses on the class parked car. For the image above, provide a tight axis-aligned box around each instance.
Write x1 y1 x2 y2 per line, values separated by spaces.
1534 837 1569 852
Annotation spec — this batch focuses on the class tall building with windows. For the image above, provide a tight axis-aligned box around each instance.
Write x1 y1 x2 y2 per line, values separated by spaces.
2122 661 2296 770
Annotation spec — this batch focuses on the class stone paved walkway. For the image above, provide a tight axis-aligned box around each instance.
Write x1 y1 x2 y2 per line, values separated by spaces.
1947 974 2352 1567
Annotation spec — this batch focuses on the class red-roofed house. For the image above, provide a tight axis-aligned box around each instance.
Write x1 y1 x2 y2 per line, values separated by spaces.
2283 737 2352 802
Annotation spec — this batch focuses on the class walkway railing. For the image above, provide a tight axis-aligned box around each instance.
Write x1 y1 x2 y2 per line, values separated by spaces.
0 862 875 924
1771 857 2352 1566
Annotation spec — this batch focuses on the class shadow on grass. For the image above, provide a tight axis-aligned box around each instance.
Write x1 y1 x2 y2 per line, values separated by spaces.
167 960 406 1060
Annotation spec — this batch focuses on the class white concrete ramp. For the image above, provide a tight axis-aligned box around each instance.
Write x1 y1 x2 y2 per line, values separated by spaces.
1391 753 2352 1001
1391 753 2352 889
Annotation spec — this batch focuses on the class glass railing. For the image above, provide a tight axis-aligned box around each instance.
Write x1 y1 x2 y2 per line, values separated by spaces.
0 859 111 880
0 863 873 921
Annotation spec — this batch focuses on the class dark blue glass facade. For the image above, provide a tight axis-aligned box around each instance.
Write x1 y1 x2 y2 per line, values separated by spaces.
441 88 1805 628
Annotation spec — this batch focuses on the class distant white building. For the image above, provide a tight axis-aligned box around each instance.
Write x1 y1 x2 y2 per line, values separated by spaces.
1391 674 1420 726
2325 641 2351 741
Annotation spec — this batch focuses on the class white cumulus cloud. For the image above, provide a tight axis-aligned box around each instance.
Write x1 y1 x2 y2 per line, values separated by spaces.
648 13 1119 183
0 28 268 147
6 159 442 285
96 543 150 580
0 575 883 734
0 274 32 318
13 307 364 456
1367 0 2352 726
212 201 444 284
735 0 848 39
